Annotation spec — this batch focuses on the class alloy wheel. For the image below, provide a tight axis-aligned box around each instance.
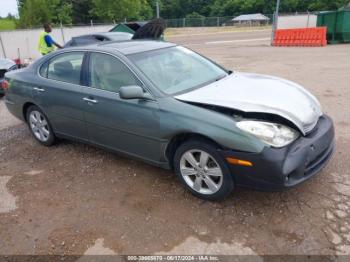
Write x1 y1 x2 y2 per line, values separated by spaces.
179 149 223 195
29 110 50 142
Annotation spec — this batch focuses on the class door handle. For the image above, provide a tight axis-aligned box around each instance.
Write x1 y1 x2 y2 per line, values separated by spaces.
83 97 98 104
33 87 45 92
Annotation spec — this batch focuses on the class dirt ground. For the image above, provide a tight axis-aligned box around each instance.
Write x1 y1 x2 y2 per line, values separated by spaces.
1 28 350 258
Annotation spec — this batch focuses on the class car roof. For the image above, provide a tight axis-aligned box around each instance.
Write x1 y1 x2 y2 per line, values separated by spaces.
99 32 133 37
101 40 176 55
38 41 177 66
73 31 133 39
82 40 177 55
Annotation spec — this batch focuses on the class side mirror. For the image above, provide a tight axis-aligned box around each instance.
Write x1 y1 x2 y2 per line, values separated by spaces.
119 85 153 100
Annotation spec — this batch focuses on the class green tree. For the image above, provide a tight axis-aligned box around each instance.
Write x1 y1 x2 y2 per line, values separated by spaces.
6 13 16 20
15 0 350 28
139 0 153 20
56 1 73 25
186 11 205 19
18 0 51 28
91 0 146 22
307 0 349 11
17 0 72 28
159 0 192 18
211 0 349 17
69 0 97 24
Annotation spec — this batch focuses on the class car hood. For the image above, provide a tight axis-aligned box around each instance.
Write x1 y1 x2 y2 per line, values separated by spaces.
0 58 16 70
175 72 322 135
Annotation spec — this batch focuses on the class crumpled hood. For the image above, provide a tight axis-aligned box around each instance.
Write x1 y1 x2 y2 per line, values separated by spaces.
175 72 322 135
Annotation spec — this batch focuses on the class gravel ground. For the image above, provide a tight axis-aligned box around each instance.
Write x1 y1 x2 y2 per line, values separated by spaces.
0 28 350 257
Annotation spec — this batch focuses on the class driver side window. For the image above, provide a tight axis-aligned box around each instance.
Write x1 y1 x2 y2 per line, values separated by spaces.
89 53 140 93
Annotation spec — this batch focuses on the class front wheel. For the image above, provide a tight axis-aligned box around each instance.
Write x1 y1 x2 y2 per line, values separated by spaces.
174 139 234 201
26 105 56 146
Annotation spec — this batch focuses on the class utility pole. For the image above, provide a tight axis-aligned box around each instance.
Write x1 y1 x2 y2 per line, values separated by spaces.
271 0 281 45
156 1 160 18
0 33 6 58
60 21 65 44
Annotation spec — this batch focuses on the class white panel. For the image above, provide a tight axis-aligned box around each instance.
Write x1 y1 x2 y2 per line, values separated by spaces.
0 24 115 61
278 14 317 29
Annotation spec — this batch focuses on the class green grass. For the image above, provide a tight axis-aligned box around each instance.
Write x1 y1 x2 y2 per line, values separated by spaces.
0 19 16 31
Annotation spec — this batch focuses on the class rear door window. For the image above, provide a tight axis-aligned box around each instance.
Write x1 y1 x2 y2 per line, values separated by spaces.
74 36 99 46
46 52 84 85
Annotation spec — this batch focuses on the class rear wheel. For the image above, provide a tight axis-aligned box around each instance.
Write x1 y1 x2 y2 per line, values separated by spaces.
174 139 234 201
26 105 56 146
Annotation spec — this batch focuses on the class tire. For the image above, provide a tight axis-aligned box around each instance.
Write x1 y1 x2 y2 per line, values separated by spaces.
174 139 234 201
26 105 56 146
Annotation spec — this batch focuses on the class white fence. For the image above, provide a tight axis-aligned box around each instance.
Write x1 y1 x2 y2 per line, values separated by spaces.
0 24 115 61
278 14 317 29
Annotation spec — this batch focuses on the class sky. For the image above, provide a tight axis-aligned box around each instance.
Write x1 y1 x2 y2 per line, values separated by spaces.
0 0 18 18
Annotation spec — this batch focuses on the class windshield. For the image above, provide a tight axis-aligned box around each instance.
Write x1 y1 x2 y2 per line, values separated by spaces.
128 46 228 95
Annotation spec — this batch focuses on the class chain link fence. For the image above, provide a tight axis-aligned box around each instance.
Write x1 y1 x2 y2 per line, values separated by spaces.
0 12 319 31
165 15 274 28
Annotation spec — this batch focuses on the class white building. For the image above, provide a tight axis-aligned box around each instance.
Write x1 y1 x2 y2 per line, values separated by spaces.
232 13 270 26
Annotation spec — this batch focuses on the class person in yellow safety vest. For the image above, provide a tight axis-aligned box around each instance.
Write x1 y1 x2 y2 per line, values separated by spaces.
38 23 63 55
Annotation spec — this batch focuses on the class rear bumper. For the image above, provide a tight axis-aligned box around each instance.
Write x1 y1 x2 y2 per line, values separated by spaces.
4 96 25 121
220 115 335 191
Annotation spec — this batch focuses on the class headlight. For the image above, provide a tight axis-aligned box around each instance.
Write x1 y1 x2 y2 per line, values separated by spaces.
236 121 300 148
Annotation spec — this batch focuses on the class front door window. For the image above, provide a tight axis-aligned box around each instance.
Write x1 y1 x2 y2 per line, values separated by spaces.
89 53 140 93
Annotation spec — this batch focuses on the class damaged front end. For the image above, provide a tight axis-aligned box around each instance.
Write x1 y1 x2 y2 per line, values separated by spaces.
186 102 302 148
220 114 335 190
187 102 335 190
181 102 335 190
175 72 323 136
188 103 299 129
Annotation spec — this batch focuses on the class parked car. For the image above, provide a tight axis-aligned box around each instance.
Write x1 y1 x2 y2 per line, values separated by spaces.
65 19 166 48
0 58 17 96
64 32 133 48
2 41 334 200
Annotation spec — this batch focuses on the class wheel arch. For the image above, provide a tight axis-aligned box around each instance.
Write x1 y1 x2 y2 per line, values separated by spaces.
165 132 224 169
22 102 36 122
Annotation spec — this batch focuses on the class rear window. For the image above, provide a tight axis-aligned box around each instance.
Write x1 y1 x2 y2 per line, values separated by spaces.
40 52 84 85
73 37 99 47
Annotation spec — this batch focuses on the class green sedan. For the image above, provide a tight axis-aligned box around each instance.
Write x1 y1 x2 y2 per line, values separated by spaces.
2 40 334 200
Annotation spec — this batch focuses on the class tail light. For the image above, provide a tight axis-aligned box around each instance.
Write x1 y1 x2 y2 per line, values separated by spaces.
1 80 9 91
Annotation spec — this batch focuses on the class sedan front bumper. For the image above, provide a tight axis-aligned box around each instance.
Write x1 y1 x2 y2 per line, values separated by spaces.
220 115 335 191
